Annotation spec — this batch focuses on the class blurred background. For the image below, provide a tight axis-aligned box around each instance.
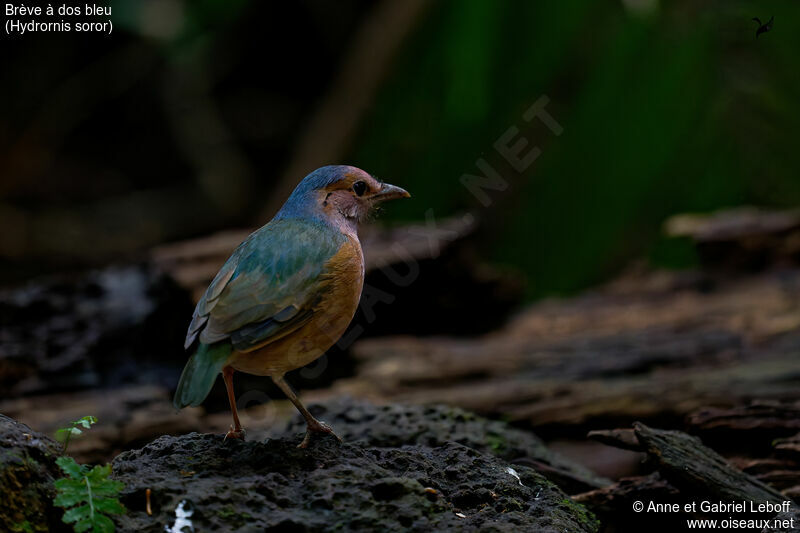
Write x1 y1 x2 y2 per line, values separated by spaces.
2 0 800 518
4 0 800 291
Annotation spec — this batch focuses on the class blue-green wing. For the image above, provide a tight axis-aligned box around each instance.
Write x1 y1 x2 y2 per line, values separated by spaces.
184 219 345 352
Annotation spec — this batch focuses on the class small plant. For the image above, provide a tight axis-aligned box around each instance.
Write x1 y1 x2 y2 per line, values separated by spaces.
52 416 126 533
54 457 126 533
55 416 97 453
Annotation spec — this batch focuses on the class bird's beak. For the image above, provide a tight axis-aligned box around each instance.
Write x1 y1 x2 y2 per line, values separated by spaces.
371 183 411 203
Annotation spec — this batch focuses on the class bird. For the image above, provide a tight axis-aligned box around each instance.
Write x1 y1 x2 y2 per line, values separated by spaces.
173 165 410 448
752 16 774 38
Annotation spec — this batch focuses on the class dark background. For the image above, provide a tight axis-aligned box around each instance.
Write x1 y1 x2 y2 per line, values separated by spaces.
3 0 799 298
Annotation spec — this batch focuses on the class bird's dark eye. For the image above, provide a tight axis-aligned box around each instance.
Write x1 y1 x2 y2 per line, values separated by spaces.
352 181 367 196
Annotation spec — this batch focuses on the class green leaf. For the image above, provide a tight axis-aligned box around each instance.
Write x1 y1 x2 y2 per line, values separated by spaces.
54 477 86 494
85 464 112 482
93 497 126 515
55 427 82 441
56 457 86 479
91 480 125 497
91 514 115 533
77 416 98 429
74 519 92 533
62 504 91 524
52 418 124 533
53 488 86 508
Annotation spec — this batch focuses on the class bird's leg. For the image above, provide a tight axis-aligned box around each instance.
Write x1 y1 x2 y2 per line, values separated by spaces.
222 366 246 441
271 374 341 448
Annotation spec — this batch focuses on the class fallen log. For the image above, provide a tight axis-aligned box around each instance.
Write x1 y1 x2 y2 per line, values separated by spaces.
665 206 800 271
632 422 787 504
775 434 800 461
577 422 797 532
573 473 682 531
0 385 202 464
686 402 800 452
149 215 479 301
0 216 522 403
326 268 800 434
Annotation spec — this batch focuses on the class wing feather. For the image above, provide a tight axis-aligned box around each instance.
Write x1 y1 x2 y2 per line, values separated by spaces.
184 261 236 348
184 219 344 352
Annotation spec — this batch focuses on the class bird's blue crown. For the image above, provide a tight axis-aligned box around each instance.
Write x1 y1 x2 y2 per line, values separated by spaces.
274 165 356 222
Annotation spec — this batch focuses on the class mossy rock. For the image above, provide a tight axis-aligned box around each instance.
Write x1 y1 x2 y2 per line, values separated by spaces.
112 400 600 532
0 415 66 532
276 398 610 493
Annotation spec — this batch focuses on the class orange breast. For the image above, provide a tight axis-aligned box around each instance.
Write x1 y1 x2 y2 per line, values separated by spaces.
228 235 364 376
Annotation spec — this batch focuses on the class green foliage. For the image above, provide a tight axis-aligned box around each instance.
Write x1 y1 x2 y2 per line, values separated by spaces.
52 416 125 533
54 457 125 533
486 432 507 454
10 520 33 533
55 416 98 453
353 0 800 299
648 236 699 270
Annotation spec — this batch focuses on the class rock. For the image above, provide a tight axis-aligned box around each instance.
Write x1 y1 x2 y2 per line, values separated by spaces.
0 414 66 533
273 398 610 494
112 402 600 533
113 437 597 533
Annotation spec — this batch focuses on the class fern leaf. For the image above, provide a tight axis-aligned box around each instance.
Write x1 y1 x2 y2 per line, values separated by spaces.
56 457 86 479
53 416 125 533
62 504 92 524
73 520 92 533
53 488 85 508
85 464 112 482
90 480 125 497
93 498 126 515
91 514 116 533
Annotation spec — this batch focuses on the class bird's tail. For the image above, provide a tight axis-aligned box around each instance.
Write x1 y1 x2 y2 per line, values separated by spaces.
173 342 232 409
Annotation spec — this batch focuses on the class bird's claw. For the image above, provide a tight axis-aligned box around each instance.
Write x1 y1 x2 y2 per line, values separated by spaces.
297 420 342 449
224 426 246 441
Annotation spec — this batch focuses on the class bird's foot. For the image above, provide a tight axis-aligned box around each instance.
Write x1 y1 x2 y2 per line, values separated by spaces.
297 419 342 449
224 425 246 441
